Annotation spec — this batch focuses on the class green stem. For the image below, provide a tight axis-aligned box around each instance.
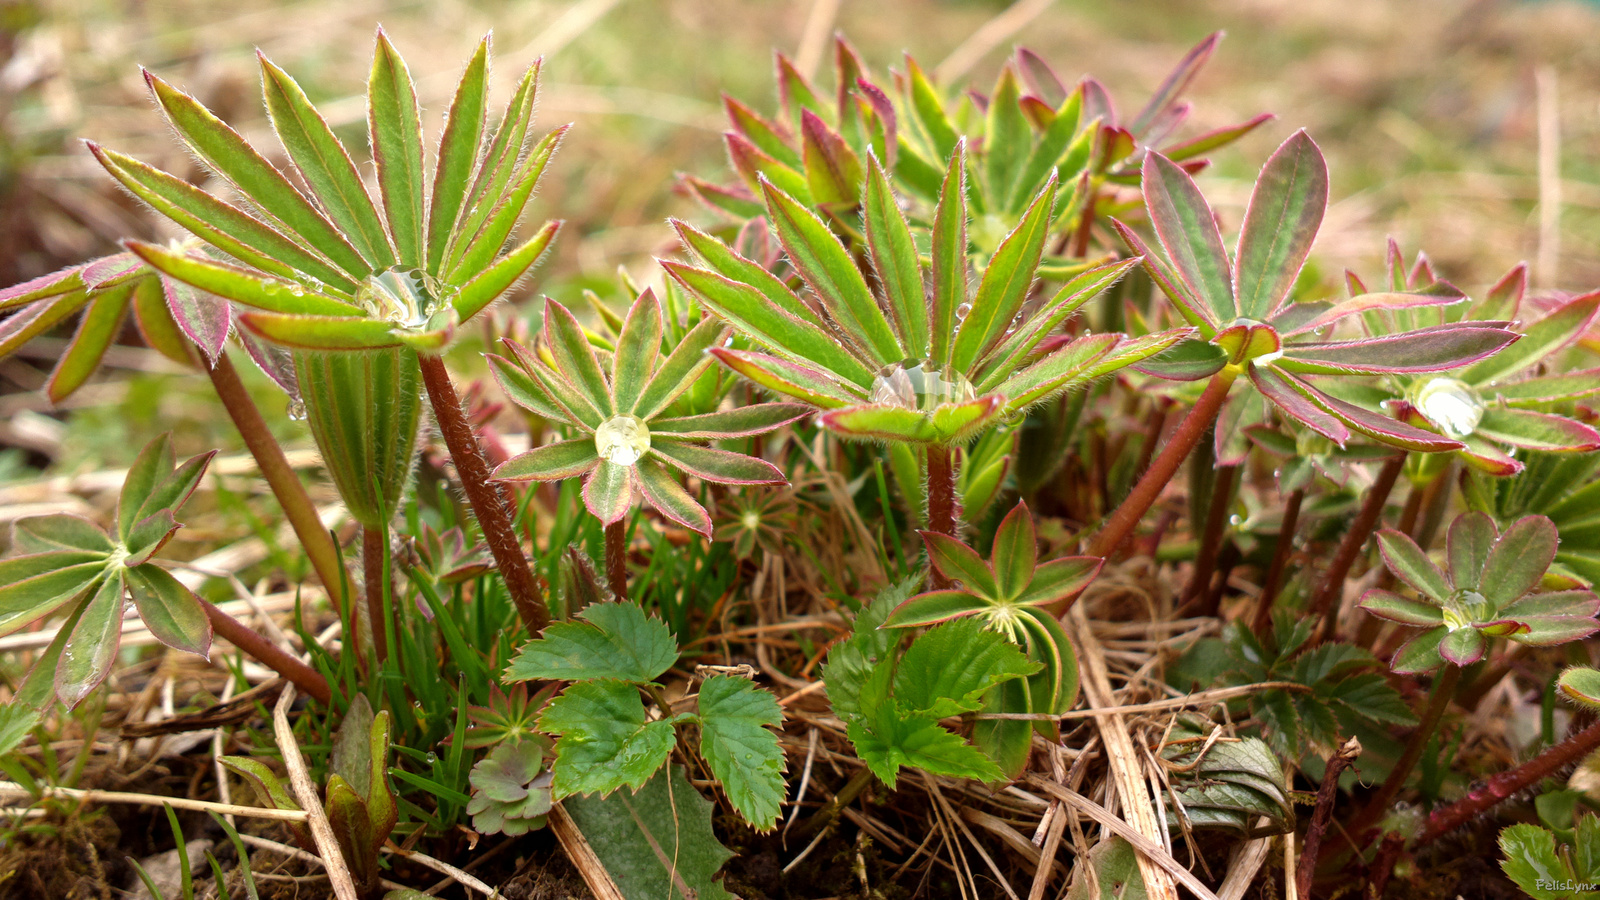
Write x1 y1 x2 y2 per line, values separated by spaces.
417 353 549 635
206 352 346 602
1350 663 1461 838
795 765 875 839
201 599 330 704
1308 453 1405 629
362 526 387 663
605 519 629 603
1085 370 1237 563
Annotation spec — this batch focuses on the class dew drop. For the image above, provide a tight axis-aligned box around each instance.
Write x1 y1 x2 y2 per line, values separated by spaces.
286 398 306 421
868 359 977 411
954 302 972 322
355 266 452 328
1412 377 1484 439
595 415 651 466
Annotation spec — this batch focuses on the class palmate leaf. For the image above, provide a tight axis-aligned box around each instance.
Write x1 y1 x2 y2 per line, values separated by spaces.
1143 150 1233 326
1233 130 1327 320
821 577 917 722
539 679 678 798
892 619 1038 718
505 601 677 684
695 675 786 830
848 710 1004 790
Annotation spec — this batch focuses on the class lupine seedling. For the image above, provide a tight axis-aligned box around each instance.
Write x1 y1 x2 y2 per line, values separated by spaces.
881 501 1099 774
669 143 1183 534
489 291 809 600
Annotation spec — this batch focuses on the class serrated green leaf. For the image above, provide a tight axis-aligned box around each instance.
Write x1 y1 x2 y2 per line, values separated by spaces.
506 601 677 683
893 619 1037 718
822 576 919 721
1499 823 1573 899
696 675 785 829
848 711 1005 789
540 679 676 797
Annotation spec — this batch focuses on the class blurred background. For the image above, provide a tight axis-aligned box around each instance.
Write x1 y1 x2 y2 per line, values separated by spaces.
2 0 1599 469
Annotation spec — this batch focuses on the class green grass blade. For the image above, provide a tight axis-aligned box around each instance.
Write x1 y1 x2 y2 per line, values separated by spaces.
369 30 428 269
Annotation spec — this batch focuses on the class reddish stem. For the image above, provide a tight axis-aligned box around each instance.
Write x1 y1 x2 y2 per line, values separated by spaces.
418 353 548 635
1309 454 1405 628
926 445 958 590
363 526 387 663
1419 711 1600 846
605 519 628 603
1350 663 1461 840
206 352 346 602
1252 487 1304 638
1184 464 1237 604
201 600 330 704
1085 370 1236 563
1298 736 1362 899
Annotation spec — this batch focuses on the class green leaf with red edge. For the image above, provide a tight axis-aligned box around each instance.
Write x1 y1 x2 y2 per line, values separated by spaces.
1250 363 1350 444
494 439 599 482
682 174 766 220
1391 625 1448 674
489 352 564 420
1082 331 1196 382
922 532 998 596
0 292 88 358
652 441 784 486
663 262 870 388
882 589 991 628
1491 368 1600 405
0 263 85 311
1439 627 1486 666
635 456 712 535
129 277 189 365
1448 512 1497 590
1512 617 1600 646
929 142 968 368
1475 407 1600 453
125 563 211 657
1114 221 1216 337
820 398 999 443
977 257 1139 385
651 404 810 439
239 313 404 350
453 221 560 321
540 679 677 798
89 145 351 290
726 132 810 200
1143 151 1234 324
1010 87 1083 214
724 95 799 167
543 299 614 416
1163 112 1275 161
1458 433 1524 476
929 395 1005 442
1481 516 1559 607
993 333 1117 409
11 515 111 555
123 510 177 567
127 242 361 317
1020 607 1079 715
1129 32 1219 135
55 574 123 708
1559 667 1600 708
428 37 489 277
133 448 214 528
1133 337 1228 381
144 70 369 277
759 179 902 363
1233 131 1327 320
1280 326 1517 375
1501 590 1600 620
1465 290 1600 385
1359 589 1443 626
1476 264 1527 323
1279 374 1461 452
1376 530 1451 602
1282 289 1463 337
905 57 958 160
863 154 927 359
582 461 634 525
45 283 134 402
708 348 857 409
952 177 1057 373
983 66 1030 207
445 62 541 273
991 502 1037 599
117 435 173 542
162 278 229 364
632 317 730 419
1016 557 1101 608
445 128 564 285
800 110 861 206
611 293 663 413
672 220 826 330
258 53 393 268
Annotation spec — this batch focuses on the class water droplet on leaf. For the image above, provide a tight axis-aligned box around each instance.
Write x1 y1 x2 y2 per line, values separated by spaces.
867 359 977 411
1412 377 1484 439
595 415 651 466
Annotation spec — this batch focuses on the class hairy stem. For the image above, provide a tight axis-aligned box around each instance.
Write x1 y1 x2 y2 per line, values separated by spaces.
1086 370 1236 562
206 352 346 600
926 445 958 537
1309 453 1405 629
605 519 628 603
362 526 387 663
418 353 548 635
1419 710 1600 845
1297 736 1362 899
201 599 330 704
1184 464 1238 606
1252 487 1304 638
1350 664 1461 838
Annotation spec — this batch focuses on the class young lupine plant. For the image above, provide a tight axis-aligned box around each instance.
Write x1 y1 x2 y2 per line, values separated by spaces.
881 502 1097 774
99 32 565 635
1360 512 1600 673
1099 130 1517 558
1353 253 1600 475
0 434 328 711
489 292 809 600
668 144 1184 535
